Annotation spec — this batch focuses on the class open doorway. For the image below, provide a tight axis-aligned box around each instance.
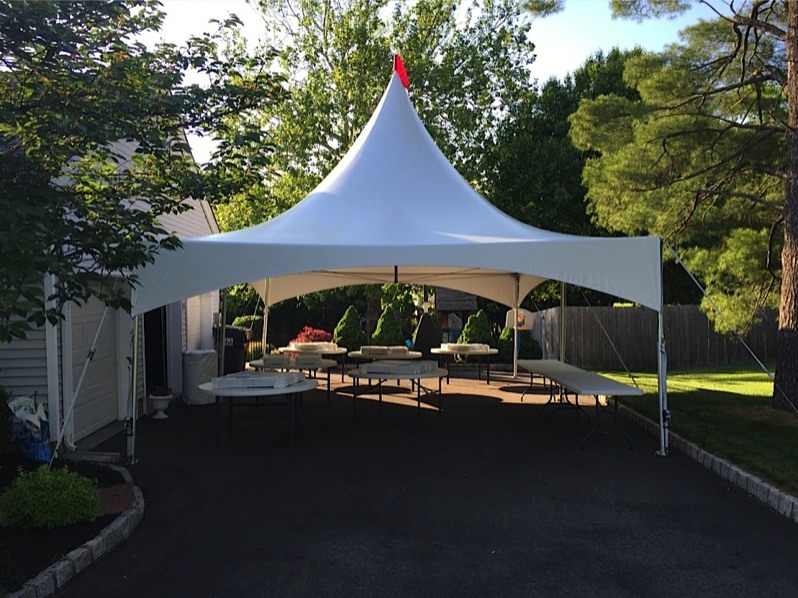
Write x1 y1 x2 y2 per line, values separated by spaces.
144 307 168 395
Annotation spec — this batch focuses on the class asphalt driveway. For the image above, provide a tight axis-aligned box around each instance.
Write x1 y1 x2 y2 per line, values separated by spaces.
59 373 798 597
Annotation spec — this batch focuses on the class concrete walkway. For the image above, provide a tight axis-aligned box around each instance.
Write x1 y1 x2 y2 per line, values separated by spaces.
55 373 798 597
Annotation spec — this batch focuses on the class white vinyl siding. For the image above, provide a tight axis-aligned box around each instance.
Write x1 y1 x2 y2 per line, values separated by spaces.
0 328 49 400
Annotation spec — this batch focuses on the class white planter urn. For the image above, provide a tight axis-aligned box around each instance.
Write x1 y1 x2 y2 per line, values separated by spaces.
149 393 174 419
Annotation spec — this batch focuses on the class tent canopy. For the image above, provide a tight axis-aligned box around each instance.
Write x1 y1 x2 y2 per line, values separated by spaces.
131 73 662 317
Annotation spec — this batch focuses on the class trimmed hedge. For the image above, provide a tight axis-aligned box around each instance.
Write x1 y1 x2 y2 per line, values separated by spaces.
457 309 494 345
371 306 405 346
497 327 543 362
333 305 367 350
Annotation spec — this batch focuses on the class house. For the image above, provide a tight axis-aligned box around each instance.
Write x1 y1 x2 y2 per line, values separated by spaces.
0 140 220 446
434 288 478 342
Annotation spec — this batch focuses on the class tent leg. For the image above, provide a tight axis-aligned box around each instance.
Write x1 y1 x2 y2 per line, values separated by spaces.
512 275 519 378
262 279 270 354
559 282 566 362
656 310 669 456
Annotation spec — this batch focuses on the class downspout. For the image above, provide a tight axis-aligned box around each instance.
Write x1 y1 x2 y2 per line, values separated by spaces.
59 301 76 452
126 314 139 464
44 275 60 443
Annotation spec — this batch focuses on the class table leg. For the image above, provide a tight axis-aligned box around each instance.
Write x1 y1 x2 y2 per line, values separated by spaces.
288 391 295 446
416 377 421 422
521 371 533 402
580 396 633 450
326 368 331 401
486 355 491 385
353 377 358 420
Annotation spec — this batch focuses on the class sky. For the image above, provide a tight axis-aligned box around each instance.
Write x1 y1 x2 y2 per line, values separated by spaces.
147 0 716 162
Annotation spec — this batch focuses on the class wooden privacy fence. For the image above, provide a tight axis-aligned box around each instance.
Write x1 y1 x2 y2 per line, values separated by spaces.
526 305 777 372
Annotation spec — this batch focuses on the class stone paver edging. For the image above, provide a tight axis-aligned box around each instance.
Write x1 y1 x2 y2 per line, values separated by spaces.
619 403 798 525
9 465 144 598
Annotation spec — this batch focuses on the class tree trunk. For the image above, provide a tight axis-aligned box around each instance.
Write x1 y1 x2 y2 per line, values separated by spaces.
773 0 798 411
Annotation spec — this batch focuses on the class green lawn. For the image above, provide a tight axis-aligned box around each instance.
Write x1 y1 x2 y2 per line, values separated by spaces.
601 366 798 495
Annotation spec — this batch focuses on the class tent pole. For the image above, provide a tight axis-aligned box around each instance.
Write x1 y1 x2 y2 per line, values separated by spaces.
656 310 669 456
512 274 519 378
559 282 566 362
262 279 270 354
656 244 669 456
126 313 140 465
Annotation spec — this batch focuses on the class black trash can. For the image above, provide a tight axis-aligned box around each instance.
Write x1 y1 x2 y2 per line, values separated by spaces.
218 325 247 374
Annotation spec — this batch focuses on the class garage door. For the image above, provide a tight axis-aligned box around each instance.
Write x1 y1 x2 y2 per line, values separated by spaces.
71 297 119 441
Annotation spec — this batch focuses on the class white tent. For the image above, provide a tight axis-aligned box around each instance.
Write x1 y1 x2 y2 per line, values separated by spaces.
130 72 669 456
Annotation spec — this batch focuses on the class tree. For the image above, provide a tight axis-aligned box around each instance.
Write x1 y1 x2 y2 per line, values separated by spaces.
213 0 535 227
333 305 368 350
371 305 405 346
0 0 285 341
554 0 796 409
457 308 494 344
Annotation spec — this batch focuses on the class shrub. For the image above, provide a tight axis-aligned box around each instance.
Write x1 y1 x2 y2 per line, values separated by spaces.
231 315 263 340
290 326 332 344
0 466 99 528
371 306 405 346
457 309 494 345
497 327 543 362
333 306 367 350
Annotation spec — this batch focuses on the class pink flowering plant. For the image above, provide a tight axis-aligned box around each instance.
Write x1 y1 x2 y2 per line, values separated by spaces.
290 326 332 344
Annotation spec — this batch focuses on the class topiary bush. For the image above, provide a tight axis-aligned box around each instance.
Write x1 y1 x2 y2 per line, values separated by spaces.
333 305 367 350
457 309 494 345
497 327 543 362
371 306 405 346
0 466 99 528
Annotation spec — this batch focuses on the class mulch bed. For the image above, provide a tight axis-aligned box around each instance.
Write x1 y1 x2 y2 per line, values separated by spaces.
0 453 127 595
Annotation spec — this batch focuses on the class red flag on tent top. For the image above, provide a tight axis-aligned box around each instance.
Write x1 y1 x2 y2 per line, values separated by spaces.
393 54 410 90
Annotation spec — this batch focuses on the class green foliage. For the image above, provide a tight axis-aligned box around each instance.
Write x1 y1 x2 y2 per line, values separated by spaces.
497 327 542 362
224 0 535 220
231 315 263 340
371 306 405 346
568 4 786 335
0 466 99 528
457 309 494 345
380 284 416 338
225 285 263 322
333 305 367 350
0 0 285 341
485 48 640 237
